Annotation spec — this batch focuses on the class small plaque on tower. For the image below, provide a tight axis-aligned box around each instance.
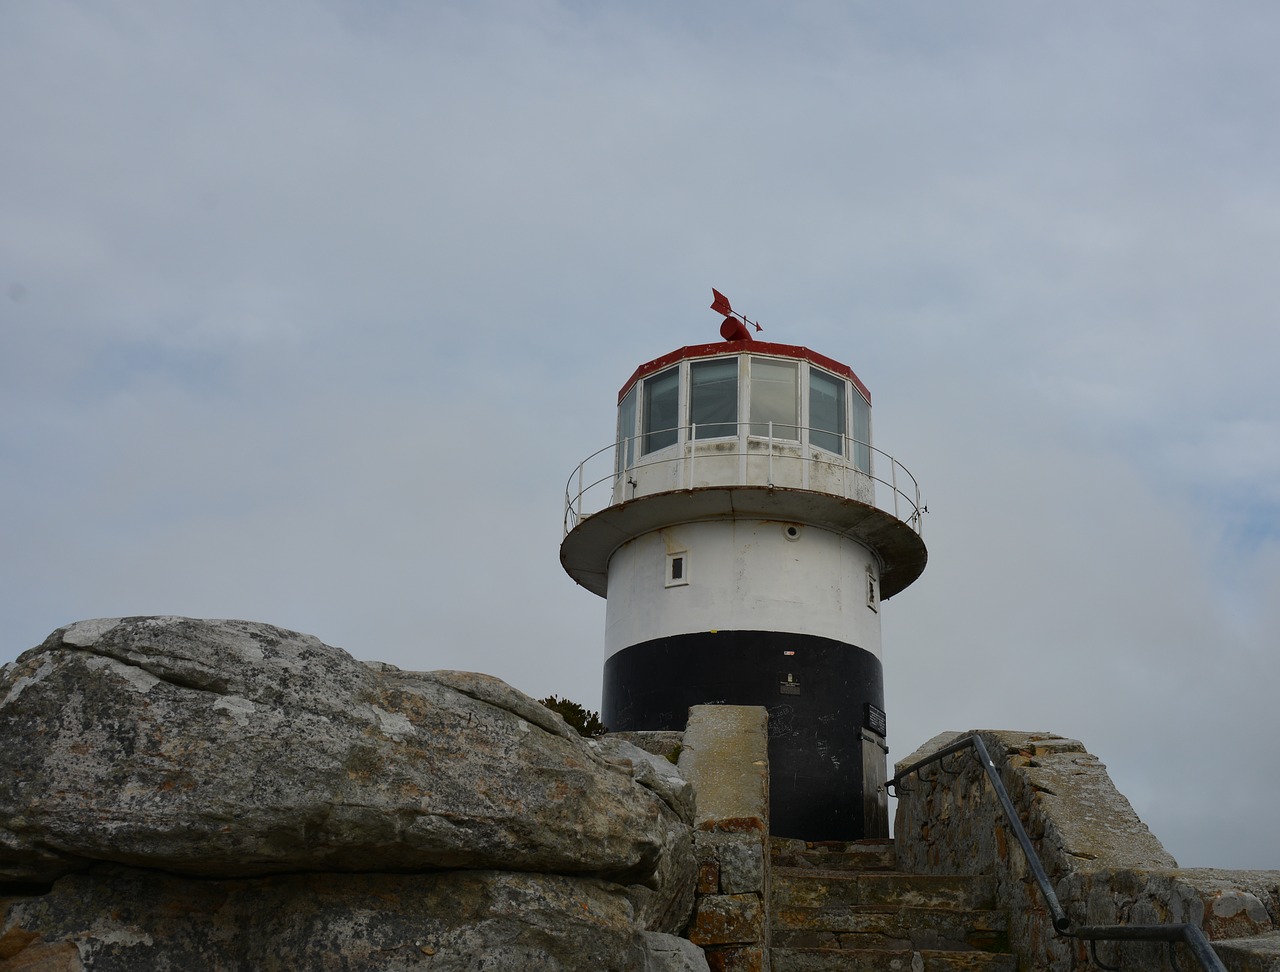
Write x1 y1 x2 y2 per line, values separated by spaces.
865 703 887 737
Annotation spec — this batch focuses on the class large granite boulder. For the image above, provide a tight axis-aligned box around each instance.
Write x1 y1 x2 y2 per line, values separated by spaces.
0 618 697 942
0 867 707 972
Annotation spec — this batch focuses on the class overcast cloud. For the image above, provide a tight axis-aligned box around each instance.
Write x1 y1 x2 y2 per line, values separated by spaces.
3 1 1278 869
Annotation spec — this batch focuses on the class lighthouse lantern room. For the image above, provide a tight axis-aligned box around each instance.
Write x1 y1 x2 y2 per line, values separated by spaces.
561 294 926 840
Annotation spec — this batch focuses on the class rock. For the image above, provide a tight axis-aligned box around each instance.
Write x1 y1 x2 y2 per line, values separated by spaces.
590 736 699 933
0 617 693 934
715 840 764 896
686 893 765 947
592 736 696 823
607 730 685 764
892 729 1277 971
0 865 698 971
639 932 713 972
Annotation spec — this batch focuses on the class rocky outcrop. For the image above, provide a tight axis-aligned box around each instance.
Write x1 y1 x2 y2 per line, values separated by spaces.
0 617 702 970
894 730 1280 972
1 868 692 971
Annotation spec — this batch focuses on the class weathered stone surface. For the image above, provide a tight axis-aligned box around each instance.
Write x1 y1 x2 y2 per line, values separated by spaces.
679 706 771 964
703 943 766 972
718 840 764 895
0 616 692 935
768 836 897 872
771 947 1016 972
588 736 698 932
688 893 765 946
640 932 713 972
698 865 721 896
692 833 764 896
609 731 685 764
772 870 997 911
1213 930 1280 972
1062 866 1280 970
0 866 701 971
896 730 1175 873
679 706 768 832
893 729 1280 971
593 736 697 824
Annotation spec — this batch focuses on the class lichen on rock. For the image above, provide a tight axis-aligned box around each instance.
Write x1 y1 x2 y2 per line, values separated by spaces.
0 617 705 970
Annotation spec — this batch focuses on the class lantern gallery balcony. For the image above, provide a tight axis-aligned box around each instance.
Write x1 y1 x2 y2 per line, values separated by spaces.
563 341 924 540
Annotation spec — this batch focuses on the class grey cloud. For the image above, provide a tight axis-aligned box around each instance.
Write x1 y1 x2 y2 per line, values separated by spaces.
2 0 1278 869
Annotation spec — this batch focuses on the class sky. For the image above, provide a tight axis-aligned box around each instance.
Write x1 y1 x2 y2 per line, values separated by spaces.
2 1 1278 870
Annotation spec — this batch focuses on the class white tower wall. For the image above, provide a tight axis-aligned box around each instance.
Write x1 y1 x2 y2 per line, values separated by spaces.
604 519 882 659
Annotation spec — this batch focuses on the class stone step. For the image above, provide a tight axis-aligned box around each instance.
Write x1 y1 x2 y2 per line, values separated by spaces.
772 947 1018 972
772 904 1009 953
772 868 999 912
1213 930 1280 972
770 837 898 872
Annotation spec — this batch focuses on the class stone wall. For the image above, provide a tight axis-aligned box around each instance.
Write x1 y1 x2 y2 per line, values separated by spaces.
677 705 772 972
894 729 1280 972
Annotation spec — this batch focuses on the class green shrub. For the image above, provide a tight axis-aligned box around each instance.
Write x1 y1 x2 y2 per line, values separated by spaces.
539 695 608 738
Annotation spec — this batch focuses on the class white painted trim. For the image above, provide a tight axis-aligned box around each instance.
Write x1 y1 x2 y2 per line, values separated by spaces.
665 550 690 588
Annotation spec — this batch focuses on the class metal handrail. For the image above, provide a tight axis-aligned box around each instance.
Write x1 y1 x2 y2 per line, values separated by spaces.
563 423 925 537
887 735 1228 972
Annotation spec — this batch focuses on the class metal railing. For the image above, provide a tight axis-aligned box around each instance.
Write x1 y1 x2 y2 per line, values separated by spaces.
564 422 925 537
887 735 1228 972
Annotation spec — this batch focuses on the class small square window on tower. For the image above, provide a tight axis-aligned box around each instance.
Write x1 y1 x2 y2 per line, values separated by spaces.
866 565 879 612
665 551 689 588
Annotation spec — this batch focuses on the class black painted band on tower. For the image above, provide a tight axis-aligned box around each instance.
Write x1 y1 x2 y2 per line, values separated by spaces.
603 630 885 840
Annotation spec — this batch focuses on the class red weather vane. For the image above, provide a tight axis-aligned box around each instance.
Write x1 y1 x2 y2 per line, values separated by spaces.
710 288 764 342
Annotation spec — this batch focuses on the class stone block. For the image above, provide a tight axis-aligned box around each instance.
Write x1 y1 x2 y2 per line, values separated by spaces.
697 859 720 895
702 944 765 972
718 841 764 895
639 931 711 972
687 894 764 947
679 706 769 832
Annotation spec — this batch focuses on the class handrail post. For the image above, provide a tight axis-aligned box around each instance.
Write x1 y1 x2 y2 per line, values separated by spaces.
891 458 900 520
688 423 696 490
843 432 850 498
801 422 810 490
768 421 774 487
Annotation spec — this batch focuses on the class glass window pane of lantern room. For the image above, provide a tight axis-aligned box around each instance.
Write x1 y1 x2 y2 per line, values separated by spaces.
689 358 738 439
750 358 798 438
810 369 845 455
852 389 871 473
616 386 637 474
642 367 680 454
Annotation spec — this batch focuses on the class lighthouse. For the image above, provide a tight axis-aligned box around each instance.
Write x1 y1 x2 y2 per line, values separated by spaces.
561 294 926 840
